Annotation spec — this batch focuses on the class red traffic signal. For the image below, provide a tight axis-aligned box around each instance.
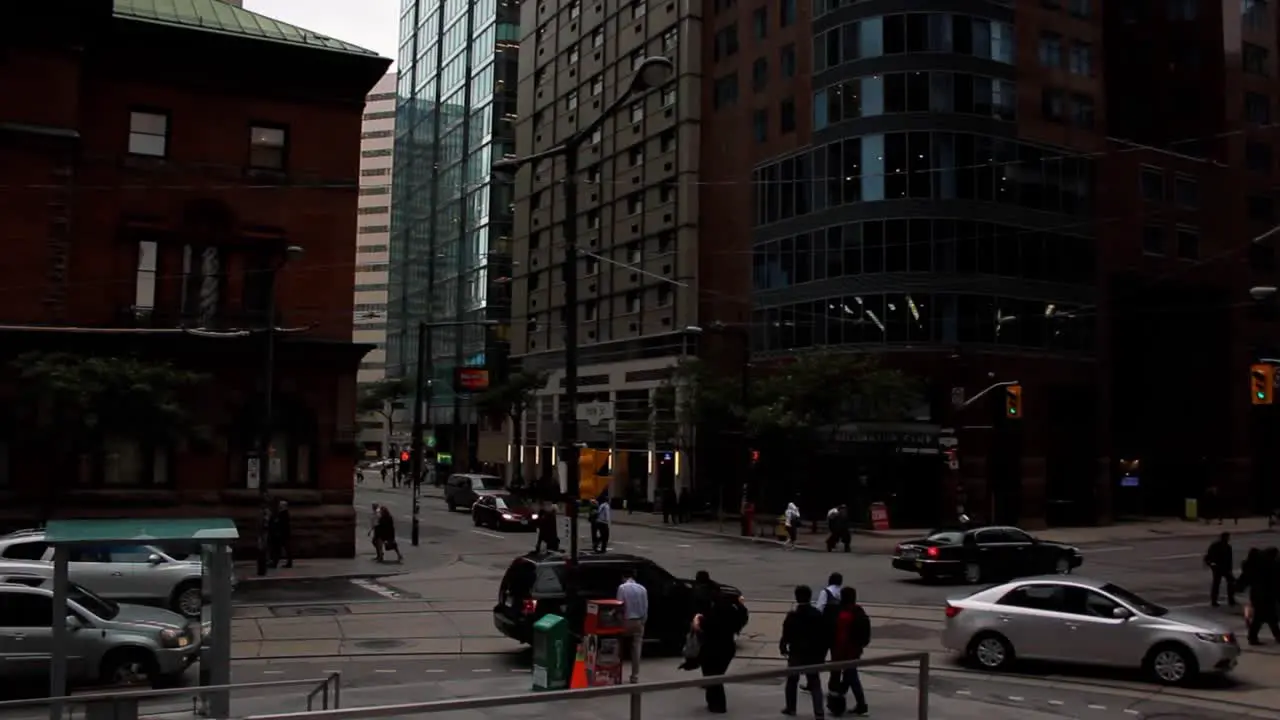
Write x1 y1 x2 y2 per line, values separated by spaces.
749 449 760 463
400 451 410 462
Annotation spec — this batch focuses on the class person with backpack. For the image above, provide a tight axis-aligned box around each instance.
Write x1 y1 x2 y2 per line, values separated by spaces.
780 585 829 718
809 573 843 693
827 586 870 717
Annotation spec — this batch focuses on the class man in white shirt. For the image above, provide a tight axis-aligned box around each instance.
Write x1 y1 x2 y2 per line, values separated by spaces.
616 569 649 683
596 499 612 553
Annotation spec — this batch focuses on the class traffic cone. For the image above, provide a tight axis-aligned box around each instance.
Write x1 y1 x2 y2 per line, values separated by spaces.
569 643 588 689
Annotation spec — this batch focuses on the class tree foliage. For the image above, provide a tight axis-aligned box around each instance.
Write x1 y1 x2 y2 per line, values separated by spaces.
475 370 549 428
357 377 412 430
10 351 210 448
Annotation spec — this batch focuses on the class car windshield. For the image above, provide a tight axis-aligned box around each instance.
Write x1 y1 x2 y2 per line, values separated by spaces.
67 582 120 621
474 476 504 490
925 531 965 544
496 496 531 511
1102 583 1168 617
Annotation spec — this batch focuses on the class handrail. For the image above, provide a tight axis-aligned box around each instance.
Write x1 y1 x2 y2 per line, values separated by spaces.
305 673 343 712
0 677 337 710
244 652 931 720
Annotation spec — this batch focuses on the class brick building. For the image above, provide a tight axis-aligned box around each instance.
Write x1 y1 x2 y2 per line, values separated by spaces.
0 0 390 556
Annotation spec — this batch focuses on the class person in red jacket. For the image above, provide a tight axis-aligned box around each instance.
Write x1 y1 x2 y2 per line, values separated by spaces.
829 586 870 716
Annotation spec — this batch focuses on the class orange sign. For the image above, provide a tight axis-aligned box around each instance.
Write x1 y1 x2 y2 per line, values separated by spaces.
455 367 490 392
869 502 890 531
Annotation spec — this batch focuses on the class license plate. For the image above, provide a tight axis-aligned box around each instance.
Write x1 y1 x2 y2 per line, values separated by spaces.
521 518 529 525
902 550 918 559
915 560 923 569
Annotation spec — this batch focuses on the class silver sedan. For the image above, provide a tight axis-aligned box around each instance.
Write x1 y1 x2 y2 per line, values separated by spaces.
941 576 1240 685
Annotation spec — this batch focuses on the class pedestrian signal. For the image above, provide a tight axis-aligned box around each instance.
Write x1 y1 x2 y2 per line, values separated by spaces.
400 450 410 462
1004 384 1023 419
1252 363 1275 405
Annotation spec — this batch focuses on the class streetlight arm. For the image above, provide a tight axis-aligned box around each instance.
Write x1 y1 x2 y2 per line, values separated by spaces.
957 380 1021 410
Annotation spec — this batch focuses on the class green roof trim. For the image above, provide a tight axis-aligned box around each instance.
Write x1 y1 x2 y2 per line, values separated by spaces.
45 518 240 544
112 0 382 58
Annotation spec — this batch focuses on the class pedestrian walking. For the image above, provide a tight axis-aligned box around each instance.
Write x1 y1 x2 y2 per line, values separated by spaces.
827 587 870 717
1238 547 1280 644
268 499 293 569
811 573 844 693
379 463 388 485
376 505 403 563
826 505 851 552
781 585 828 718
1204 532 1236 607
690 570 743 714
596 495 612 553
588 500 601 550
784 499 802 549
535 501 559 552
616 568 649 683
662 487 679 524
369 503 384 561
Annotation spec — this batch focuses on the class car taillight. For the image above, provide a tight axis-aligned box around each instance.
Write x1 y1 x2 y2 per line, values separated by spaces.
926 547 940 558
945 604 962 619
521 599 538 615
895 544 904 553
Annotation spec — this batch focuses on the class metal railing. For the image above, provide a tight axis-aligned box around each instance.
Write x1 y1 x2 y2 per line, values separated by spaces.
244 652 930 720
0 675 341 720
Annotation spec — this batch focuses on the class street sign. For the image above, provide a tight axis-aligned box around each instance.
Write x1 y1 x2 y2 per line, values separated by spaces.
576 401 615 427
437 452 453 465
455 367 490 392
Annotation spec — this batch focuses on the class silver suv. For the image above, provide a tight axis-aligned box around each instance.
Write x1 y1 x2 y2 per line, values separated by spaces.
0 576 200 687
0 530 207 618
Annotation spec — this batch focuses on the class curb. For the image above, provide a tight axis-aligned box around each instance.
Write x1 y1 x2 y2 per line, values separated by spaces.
235 571 407 585
609 517 829 553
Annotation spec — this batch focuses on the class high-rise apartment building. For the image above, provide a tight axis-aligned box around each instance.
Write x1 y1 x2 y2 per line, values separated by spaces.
387 0 518 468
355 72 397 452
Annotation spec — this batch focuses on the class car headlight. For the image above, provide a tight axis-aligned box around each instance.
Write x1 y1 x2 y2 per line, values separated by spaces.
502 513 515 520
159 628 189 648
1195 632 1233 644
531 513 539 520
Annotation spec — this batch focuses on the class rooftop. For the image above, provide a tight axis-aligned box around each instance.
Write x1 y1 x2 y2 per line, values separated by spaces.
112 0 381 58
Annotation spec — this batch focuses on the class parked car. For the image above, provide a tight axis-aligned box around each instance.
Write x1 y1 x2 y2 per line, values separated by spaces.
445 473 505 512
942 576 1239 685
0 531 212 618
0 575 201 687
493 552 749 649
472 494 540 531
892 525 1082 583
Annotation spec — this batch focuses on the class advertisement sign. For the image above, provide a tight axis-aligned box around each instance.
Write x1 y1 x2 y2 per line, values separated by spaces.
455 367 490 392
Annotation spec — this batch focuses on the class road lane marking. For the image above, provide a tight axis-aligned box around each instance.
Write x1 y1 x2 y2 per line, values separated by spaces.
262 670 285 675
350 578 403 600
426 669 445 673
1123 710 1140 715
509 668 527 673
1087 704 1107 710
954 690 970 696
632 545 649 550
1148 552 1202 561
677 544 692 548
1007 696 1023 701
1080 546 1133 554
471 668 492 673
374 669 397 673
472 529 505 539
1047 700 1064 706
322 670 340 674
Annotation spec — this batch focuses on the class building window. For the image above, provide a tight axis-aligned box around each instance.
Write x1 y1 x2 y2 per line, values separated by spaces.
752 57 768 91
1069 43 1093 76
626 291 641 313
1142 225 1165 255
1174 175 1199 208
632 0 646 19
780 44 797 77
584 301 597 321
627 193 644 214
591 127 603 144
1244 0 1268 29
780 98 796 133
1247 141 1273 172
628 243 642 264
566 91 579 110
1140 167 1164 201
1244 43 1269 75
569 0 580 18
1176 227 1200 259
1167 0 1197 19
1246 91 1271 123
1038 32 1062 67
658 285 672 306
713 24 739 60
663 27 678 51
591 75 604 95
1068 0 1091 17
249 125 287 170
1069 94 1094 128
630 101 644 124
569 46 579 64
781 0 796 26
660 185 675 203
629 145 644 166
592 28 604 47
127 111 168 157
753 109 768 142
713 73 739 109
134 240 158 314
752 7 767 39
661 85 676 107
1041 89 1064 121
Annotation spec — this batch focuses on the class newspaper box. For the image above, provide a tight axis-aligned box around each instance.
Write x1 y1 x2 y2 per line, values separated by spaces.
532 614 569 691
584 599 625 686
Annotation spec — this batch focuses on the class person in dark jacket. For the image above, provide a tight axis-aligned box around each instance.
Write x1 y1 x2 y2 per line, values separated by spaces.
662 487 679 524
268 499 293 569
780 585 828 718
535 502 559 552
692 571 741 714
1238 547 1280 644
829 587 870 716
1204 532 1235 607
826 506 851 552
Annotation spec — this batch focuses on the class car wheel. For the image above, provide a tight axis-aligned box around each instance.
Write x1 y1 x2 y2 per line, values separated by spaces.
963 562 982 584
1053 557 1072 575
171 581 203 618
100 648 158 687
918 569 937 584
1145 642 1198 686
473 513 482 526
447 500 456 512
967 632 1014 671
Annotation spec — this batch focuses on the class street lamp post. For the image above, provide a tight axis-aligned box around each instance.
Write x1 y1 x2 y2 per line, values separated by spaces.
256 245 304 577
409 319 500 547
493 56 674 622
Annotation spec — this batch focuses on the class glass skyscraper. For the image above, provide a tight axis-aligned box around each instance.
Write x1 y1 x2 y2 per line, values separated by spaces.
388 0 517 449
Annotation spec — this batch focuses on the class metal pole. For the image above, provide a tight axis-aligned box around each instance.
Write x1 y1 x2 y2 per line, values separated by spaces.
917 653 930 719
256 270 278 577
50 545 69 720
410 321 428 547
562 141 582 618
207 545 233 718
425 337 435 485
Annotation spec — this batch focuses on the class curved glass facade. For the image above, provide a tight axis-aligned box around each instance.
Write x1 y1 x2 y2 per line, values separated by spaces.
750 4 1095 357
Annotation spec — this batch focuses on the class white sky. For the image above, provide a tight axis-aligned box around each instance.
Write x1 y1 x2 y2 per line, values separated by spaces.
244 0 401 64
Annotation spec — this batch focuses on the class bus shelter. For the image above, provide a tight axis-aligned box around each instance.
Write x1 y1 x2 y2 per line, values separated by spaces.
42 518 238 720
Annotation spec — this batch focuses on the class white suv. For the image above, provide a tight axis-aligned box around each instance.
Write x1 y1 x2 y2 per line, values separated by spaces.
0 531 208 618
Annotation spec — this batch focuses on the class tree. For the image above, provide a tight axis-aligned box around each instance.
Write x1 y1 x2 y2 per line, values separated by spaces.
475 370 548 483
357 377 412 441
9 352 209 518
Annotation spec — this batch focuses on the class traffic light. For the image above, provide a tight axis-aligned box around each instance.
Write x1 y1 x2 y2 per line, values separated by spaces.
749 449 760 464
1004 384 1023 419
1251 363 1275 405
400 450 410 462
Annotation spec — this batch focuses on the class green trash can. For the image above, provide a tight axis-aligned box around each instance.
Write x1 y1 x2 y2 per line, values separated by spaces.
532 613 569 691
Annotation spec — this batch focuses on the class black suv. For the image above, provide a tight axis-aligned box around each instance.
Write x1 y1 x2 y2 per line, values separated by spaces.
493 552 748 649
